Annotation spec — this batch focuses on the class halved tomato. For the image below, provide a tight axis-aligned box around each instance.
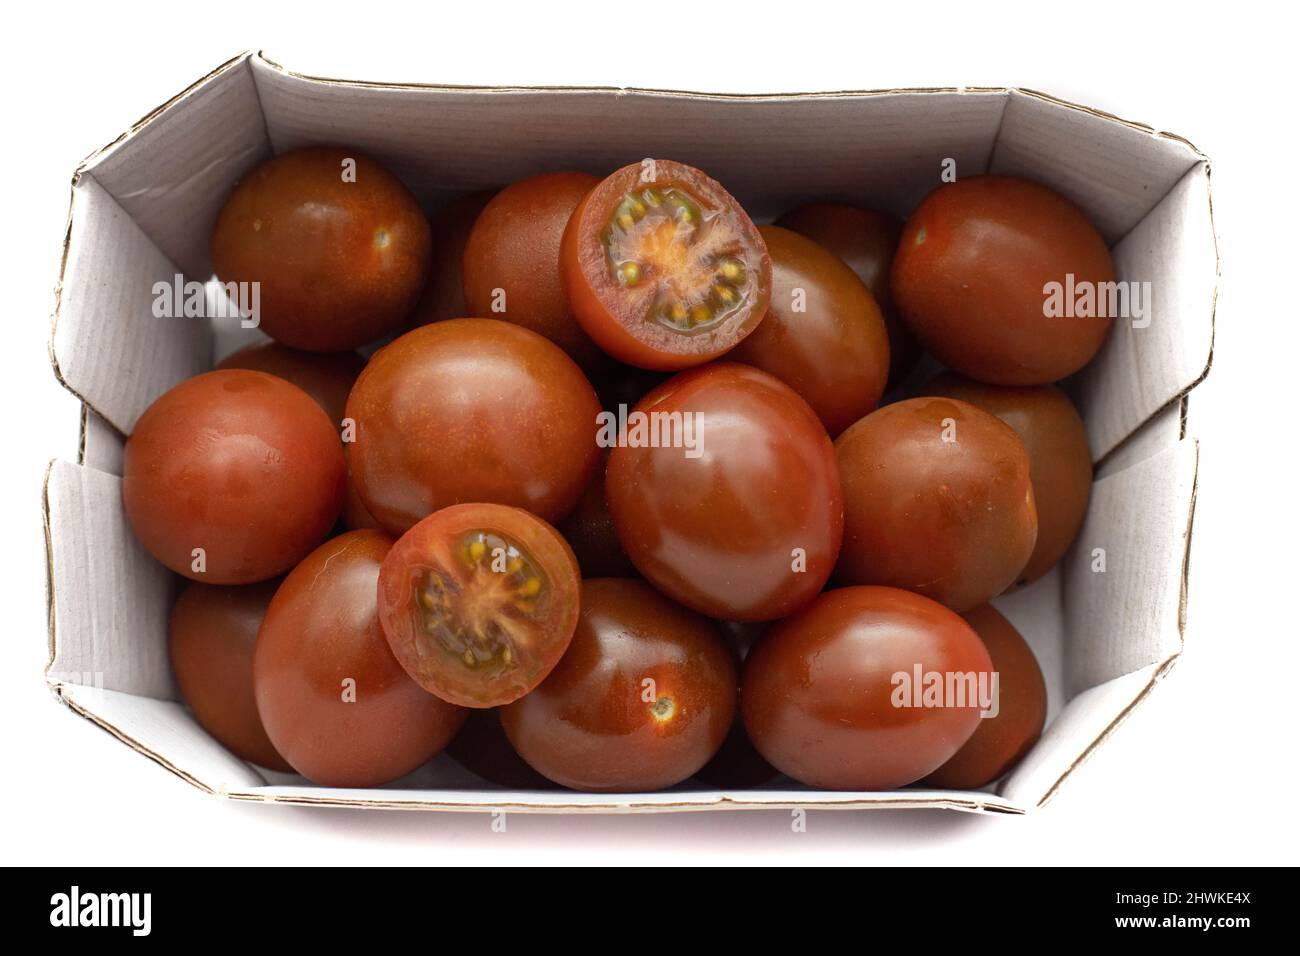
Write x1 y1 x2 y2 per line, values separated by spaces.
560 159 771 370
377 503 581 708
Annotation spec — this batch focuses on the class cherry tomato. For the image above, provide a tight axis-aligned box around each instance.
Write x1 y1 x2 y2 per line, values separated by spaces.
892 175 1115 385
924 603 1046 789
445 709 554 789
556 456 638 579
253 530 466 787
409 190 496 327
924 373 1092 585
775 202 920 387
730 225 890 436
169 579 291 772
560 160 771 370
462 173 608 372
211 147 431 352
377 503 581 708
123 370 345 584
341 471 383 531
835 397 1037 611
500 578 736 792
606 363 843 621
216 341 364 430
346 318 602 535
694 621 779 788
742 586 993 789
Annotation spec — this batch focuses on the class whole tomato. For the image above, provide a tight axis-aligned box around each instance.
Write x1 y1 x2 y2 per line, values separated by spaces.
409 190 497 328
216 341 364 431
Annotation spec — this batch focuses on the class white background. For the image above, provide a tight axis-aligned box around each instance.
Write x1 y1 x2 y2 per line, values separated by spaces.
3 1 1296 865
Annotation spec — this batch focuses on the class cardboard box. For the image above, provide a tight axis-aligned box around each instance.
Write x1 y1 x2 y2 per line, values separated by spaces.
43 51 1216 814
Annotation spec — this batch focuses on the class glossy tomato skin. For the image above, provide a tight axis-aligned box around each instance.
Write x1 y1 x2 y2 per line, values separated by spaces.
346 318 602 535
925 603 1047 789
606 363 843 622
377 503 581 708
923 373 1092 586
211 147 431 352
500 578 737 792
730 225 890 436
216 341 365 430
775 202 919 388
892 175 1115 385
462 173 608 372
445 709 555 789
169 579 291 772
835 397 1037 612
409 190 497 328
123 370 346 584
560 160 771 370
253 530 466 787
742 586 993 790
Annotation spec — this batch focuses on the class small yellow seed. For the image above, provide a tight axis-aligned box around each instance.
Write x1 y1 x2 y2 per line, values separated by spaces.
719 258 744 282
506 557 524 575
618 261 642 286
501 645 513 665
627 198 647 218
467 539 487 563
714 285 737 305
690 305 712 326
518 577 542 598
419 591 435 610
463 649 476 667
669 302 689 323
617 213 635 231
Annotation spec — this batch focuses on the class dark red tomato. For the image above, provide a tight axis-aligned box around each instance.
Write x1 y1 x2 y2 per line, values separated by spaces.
377 503 581 708
892 175 1115 385
341 469 383 531
216 341 365 430
346 318 602 535
924 373 1092 586
500 578 736 792
606 363 842 621
729 225 890 436
556 456 637 579
560 160 771 370
775 202 919 388
253 530 466 787
211 147 431 352
836 397 1037 611
408 190 496 328
694 620 780 789
462 173 608 372
742 586 993 790
925 603 1047 789
123 370 345 584
169 579 291 772
445 709 554 789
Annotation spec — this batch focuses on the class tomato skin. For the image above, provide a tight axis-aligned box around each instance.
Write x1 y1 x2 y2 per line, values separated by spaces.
346 318 602 535
560 160 771 370
377 503 581 708
923 373 1092 586
409 190 497 328
462 173 608 372
606 363 843 622
500 578 737 792
775 202 919 388
446 709 555 789
169 579 292 772
742 586 993 790
211 147 431 352
123 370 346 584
730 225 890 436
892 175 1114 385
924 603 1046 789
835 397 1037 612
253 530 466 787
216 341 364 430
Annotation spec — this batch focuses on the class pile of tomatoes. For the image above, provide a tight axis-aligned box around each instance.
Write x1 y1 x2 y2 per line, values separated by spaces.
135 147 1110 794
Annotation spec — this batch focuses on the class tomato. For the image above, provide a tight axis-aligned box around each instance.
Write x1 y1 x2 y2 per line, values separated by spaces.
216 341 364 431
346 318 602 535
835 397 1037 611
923 373 1092 586
462 173 608 372
445 709 555 789
123 370 345 584
729 225 890 436
742 586 993 790
694 621 779 788
775 202 919 388
556 456 638 579
211 147 431 352
409 190 496 327
924 603 1046 789
341 471 383 531
253 530 466 787
892 175 1115 385
377 503 581 708
606 363 843 621
560 160 771 370
500 578 736 791
169 579 291 772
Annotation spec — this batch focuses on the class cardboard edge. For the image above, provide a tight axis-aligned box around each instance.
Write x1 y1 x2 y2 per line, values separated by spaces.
41 460 58 675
